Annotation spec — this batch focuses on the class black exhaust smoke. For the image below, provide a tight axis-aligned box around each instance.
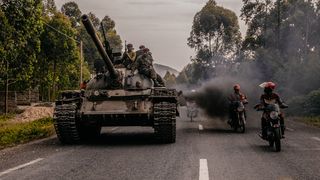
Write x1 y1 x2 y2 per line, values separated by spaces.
185 74 261 120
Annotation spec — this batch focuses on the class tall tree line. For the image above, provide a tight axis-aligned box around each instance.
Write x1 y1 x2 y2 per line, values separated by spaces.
241 0 320 96
178 0 320 99
0 0 123 102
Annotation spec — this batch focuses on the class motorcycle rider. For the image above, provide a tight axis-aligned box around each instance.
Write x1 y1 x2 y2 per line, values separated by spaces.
228 84 248 125
255 82 288 139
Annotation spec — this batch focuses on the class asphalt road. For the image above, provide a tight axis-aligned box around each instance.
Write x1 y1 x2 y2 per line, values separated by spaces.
0 107 320 180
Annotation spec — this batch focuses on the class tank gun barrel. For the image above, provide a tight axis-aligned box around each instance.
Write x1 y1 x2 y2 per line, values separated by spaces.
81 14 118 79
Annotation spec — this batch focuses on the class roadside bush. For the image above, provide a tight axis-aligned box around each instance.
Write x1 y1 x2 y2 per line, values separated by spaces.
304 89 320 116
287 96 307 116
301 116 320 128
287 89 320 116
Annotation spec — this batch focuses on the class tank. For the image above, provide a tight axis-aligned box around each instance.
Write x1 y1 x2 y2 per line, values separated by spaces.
53 14 178 144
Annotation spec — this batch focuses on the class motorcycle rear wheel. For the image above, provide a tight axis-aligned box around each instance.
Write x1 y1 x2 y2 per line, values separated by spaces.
269 140 274 147
239 115 246 133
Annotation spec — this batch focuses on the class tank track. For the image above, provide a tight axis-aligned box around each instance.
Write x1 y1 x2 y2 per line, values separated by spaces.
153 102 176 143
54 104 81 144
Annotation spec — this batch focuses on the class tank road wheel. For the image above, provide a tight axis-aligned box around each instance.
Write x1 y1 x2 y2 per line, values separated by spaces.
153 102 176 143
54 104 81 144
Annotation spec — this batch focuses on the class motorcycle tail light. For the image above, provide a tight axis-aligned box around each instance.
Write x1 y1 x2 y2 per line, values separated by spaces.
273 124 280 128
270 111 279 120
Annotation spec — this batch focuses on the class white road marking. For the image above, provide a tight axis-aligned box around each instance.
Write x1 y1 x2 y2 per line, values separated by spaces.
199 124 204 131
199 159 209 180
0 158 44 177
286 127 294 132
311 137 320 142
111 127 119 131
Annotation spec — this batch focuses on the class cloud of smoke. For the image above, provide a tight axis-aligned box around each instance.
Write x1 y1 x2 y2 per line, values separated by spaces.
184 62 263 119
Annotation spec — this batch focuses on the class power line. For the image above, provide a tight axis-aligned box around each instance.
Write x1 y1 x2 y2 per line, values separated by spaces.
42 20 81 44
42 19 93 52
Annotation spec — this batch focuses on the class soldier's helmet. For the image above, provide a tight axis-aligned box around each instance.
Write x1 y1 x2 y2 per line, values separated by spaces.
127 43 134 50
143 48 150 53
139 45 145 50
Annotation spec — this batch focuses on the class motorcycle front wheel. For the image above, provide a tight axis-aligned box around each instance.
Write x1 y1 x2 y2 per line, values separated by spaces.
274 128 281 152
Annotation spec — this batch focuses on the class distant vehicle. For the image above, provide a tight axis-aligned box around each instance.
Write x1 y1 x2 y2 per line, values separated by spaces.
186 89 198 121
186 100 198 122
53 14 178 144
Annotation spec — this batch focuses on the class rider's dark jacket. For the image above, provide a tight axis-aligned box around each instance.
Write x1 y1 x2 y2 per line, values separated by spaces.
260 93 284 107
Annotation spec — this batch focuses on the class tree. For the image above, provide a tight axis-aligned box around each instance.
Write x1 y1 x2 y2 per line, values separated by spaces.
39 12 80 100
187 0 241 80
88 12 100 29
176 63 203 85
43 0 57 16
0 0 43 90
100 15 123 51
241 0 320 96
163 71 176 88
100 15 115 30
61 1 82 27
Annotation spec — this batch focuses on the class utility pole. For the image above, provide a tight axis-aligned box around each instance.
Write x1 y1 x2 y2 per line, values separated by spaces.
5 59 8 115
80 40 83 84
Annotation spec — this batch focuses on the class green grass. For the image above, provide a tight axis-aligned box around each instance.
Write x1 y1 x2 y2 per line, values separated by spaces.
0 114 14 122
0 117 54 149
300 116 320 128
0 114 15 128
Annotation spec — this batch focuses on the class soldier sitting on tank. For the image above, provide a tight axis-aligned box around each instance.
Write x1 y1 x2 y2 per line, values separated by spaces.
133 48 165 87
122 43 136 69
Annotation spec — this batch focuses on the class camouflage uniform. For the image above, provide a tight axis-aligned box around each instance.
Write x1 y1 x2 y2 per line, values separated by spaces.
134 50 165 87
135 45 145 58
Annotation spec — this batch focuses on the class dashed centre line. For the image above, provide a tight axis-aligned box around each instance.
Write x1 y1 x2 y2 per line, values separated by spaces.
0 158 44 177
199 159 209 180
111 127 119 131
311 137 320 142
199 124 204 131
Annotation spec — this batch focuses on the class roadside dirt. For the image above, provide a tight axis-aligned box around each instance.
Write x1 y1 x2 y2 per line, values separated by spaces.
11 106 53 123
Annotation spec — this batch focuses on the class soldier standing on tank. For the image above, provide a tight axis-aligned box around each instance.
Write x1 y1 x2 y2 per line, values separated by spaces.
122 43 136 69
134 48 165 87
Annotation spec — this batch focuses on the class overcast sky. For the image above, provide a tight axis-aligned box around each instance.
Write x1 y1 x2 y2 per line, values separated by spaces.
55 0 246 71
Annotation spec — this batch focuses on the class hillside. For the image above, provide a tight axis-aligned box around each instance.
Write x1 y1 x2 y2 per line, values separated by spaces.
154 63 180 77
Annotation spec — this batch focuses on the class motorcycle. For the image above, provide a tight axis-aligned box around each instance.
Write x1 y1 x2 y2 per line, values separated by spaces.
229 100 247 133
256 103 288 152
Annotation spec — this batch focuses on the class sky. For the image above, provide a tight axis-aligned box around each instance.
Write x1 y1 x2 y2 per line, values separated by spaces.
55 0 246 71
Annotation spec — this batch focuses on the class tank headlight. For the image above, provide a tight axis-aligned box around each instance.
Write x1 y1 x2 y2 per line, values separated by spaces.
94 90 100 96
270 111 279 120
